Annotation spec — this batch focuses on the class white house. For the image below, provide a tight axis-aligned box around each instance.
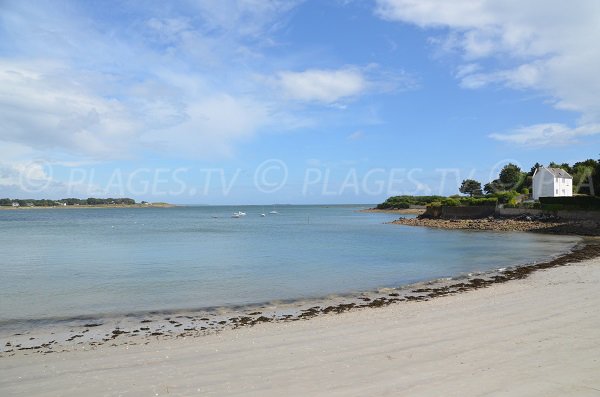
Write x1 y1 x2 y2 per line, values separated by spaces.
11 202 19 207
532 167 573 200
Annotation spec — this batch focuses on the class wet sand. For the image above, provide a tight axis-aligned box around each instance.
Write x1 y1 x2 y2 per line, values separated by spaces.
1 242 599 396
1 241 591 356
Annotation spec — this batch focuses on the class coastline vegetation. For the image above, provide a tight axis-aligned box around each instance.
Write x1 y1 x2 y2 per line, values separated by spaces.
483 158 600 196
0 197 140 207
377 158 600 211
376 195 498 209
375 195 445 209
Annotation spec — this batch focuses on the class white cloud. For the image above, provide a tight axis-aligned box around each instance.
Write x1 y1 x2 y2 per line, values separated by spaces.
0 159 108 198
0 60 139 159
375 0 495 29
189 0 302 38
141 94 272 158
489 123 600 146
0 162 47 187
375 0 600 145
455 63 481 79
0 160 65 198
347 131 365 141
0 1 308 163
275 65 415 104
2 0 403 168
277 68 368 104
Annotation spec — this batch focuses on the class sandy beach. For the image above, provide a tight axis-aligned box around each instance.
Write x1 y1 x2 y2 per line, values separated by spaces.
2 249 600 396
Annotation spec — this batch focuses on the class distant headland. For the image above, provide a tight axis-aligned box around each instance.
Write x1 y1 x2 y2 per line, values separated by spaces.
0 197 175 209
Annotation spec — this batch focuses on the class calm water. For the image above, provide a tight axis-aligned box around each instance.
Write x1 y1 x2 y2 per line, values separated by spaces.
0 205 579 325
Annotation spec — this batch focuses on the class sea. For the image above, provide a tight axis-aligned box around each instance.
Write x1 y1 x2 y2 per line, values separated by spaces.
0 205 579 330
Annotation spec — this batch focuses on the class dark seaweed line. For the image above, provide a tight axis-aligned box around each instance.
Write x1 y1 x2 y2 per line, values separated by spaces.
278 240 600 318
4 240 599 357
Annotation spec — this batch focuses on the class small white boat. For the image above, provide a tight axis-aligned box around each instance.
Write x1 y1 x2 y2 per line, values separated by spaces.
232 211 246 218
269 210 278 214
260 213 266 217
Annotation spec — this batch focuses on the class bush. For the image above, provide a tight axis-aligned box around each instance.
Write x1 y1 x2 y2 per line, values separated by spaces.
378 195 498 210
376 201 409 209
427 197 497 208
376 195 446 209
520 201 541 209
460 197 498 206
441 198 461 206
491 191 519 204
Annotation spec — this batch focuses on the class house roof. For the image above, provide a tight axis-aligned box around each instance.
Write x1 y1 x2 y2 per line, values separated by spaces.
546 167 573 179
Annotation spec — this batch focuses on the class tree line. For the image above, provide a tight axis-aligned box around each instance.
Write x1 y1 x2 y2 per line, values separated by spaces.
378 158 599 210
459 158 600 197
0 198 137 207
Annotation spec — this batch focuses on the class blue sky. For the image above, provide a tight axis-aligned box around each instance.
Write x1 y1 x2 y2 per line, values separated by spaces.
1 0 599 204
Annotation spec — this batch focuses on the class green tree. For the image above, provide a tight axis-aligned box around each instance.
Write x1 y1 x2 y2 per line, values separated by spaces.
459 179 483 197
499 163 525 191
484 180 503 195
571 160 596 195
528 163 542 176
548 162 572 174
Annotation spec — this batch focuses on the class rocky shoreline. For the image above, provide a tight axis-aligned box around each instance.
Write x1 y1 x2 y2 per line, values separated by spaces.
392 216 600 236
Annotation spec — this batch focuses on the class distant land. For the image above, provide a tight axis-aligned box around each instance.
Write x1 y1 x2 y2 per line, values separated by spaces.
0 198 175 209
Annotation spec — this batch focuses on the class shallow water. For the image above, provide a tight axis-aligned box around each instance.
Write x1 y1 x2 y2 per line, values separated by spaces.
0 205 579 326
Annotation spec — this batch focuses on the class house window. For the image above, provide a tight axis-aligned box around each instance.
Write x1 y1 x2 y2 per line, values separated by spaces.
556 189 559 194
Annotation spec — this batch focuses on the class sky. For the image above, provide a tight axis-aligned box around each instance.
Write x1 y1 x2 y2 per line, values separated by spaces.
1 0 599 204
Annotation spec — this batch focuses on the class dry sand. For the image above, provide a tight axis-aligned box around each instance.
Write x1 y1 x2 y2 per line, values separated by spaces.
2 258 600 396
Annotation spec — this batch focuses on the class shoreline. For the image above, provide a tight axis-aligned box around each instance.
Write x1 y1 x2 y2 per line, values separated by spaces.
392 216 600 236
2 242 600 395
0 203 176 210
2 237 598 359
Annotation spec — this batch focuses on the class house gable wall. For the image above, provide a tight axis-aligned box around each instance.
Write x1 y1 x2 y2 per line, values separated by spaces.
533 168 556 199
533 168 573 199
